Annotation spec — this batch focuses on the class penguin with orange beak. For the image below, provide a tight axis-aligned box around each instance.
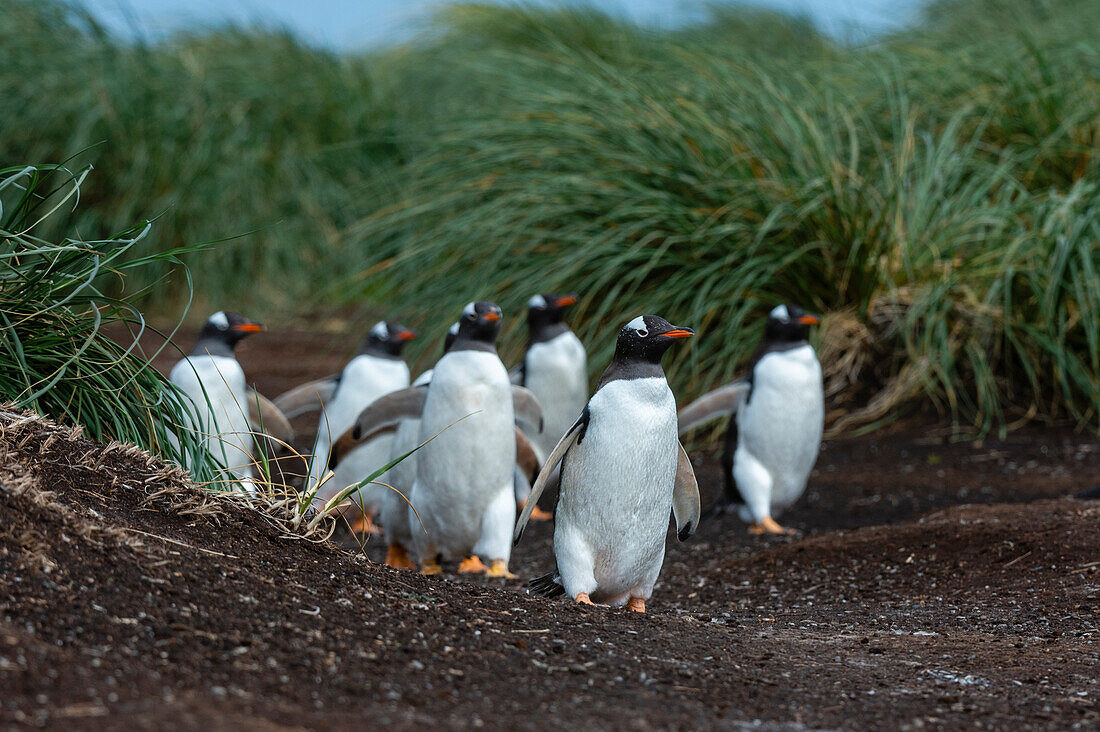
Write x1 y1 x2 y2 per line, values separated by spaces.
677 304 823 534
511 293 587 520
306 321 417 528
519 315 700 612
169 311 267 492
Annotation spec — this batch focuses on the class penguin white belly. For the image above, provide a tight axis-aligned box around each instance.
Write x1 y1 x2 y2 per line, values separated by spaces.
411 351 515 562
169 355 254 488
379 417 420 548
308 355 410 494
555 378 677 604
525 332 588 460
735 345 823 520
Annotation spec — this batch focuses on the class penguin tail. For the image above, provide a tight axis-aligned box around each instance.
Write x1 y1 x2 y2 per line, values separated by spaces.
527 572 565 598
1076 485 1100 500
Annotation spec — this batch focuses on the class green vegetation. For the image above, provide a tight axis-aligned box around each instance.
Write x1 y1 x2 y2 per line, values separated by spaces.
2 0 1099 435
0 163 218 478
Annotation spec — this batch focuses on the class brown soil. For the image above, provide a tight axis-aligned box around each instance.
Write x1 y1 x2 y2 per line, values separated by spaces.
2 329 1096 730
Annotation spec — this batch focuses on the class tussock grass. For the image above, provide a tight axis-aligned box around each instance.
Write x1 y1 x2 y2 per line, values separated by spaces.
0 163 218 479
4 0 1100 434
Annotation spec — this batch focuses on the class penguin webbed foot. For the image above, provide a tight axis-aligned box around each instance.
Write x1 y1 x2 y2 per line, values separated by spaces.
385 543 416 571
574 592 595 606
748 516 798 536
627 597 645 613
458 555 491 574
485 558 516 579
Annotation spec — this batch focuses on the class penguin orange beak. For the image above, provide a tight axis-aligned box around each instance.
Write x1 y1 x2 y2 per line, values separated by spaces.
798 314 820 326
663 328 694 339
232 322 265 333
555 295 578 307
396 329 417 341
482 311 501 322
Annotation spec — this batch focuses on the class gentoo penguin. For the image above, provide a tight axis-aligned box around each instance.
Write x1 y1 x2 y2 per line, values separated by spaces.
306 321 416 525
677 303 823 534
330 302 544 577
517 315 700 612
169 311 265 491
511 294 587 520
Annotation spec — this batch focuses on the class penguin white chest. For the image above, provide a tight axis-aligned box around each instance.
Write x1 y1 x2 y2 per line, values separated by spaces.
556 377 678 603
737 345 823 511
169 354 252 483
525 332 588 459
309 354 410 490
414 350 516 559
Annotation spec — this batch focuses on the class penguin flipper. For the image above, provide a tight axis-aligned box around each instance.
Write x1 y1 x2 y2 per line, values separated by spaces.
328 386 428 469
514 426 540 482
272 376 339 419
514 409 587 544
528 572 565 598
677 380 749 436
246 389 295 445
511 386 545 435
672 441 701 541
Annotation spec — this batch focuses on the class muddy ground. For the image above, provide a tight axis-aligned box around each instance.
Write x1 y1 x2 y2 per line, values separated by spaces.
1 327 1097 730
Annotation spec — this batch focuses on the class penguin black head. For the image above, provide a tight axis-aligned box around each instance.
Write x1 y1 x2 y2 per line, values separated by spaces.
764 304 819 344
614 315 694 365
192 311 264 356
526 293 577 343
452 301 503 352
361 321 417 358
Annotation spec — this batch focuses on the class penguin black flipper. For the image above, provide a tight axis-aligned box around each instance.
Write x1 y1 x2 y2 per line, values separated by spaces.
511 385 544 435
528 572 566 598
514 408 589 544
328 386 429 469
672 441 701 541
677 379 749 436
272 375 340 420
246 389 295 445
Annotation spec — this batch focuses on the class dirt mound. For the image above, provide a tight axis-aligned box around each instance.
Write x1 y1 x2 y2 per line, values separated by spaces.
1 407 1098 730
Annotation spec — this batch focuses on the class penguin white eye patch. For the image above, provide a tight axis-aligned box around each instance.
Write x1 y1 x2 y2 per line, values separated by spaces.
625 315 648 337
769 304 791 322
209 311 229 330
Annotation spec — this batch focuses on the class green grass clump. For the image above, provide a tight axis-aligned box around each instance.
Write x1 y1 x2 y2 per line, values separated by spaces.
340 1 1100 435
0 163 218 479
4 0 1100 435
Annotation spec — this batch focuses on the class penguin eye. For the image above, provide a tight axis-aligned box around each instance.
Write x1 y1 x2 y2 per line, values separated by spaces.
635 327 649 338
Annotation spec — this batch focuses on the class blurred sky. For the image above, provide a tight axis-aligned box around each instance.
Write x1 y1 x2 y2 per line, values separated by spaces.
81 0 922 50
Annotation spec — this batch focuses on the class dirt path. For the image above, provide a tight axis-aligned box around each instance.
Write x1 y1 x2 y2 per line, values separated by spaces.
1 328 1095 730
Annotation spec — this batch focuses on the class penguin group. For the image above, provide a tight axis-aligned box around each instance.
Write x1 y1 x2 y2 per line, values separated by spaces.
167 298 826 611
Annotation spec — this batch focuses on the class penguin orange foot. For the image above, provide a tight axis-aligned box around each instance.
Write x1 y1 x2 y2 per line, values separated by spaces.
349 514 382 536
529 505 553 521
486 559 516 579
749 516 795 535
385 543 416 571
627 597 646 613
575 593 595 606
420 557 443 575
458 555 490 574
